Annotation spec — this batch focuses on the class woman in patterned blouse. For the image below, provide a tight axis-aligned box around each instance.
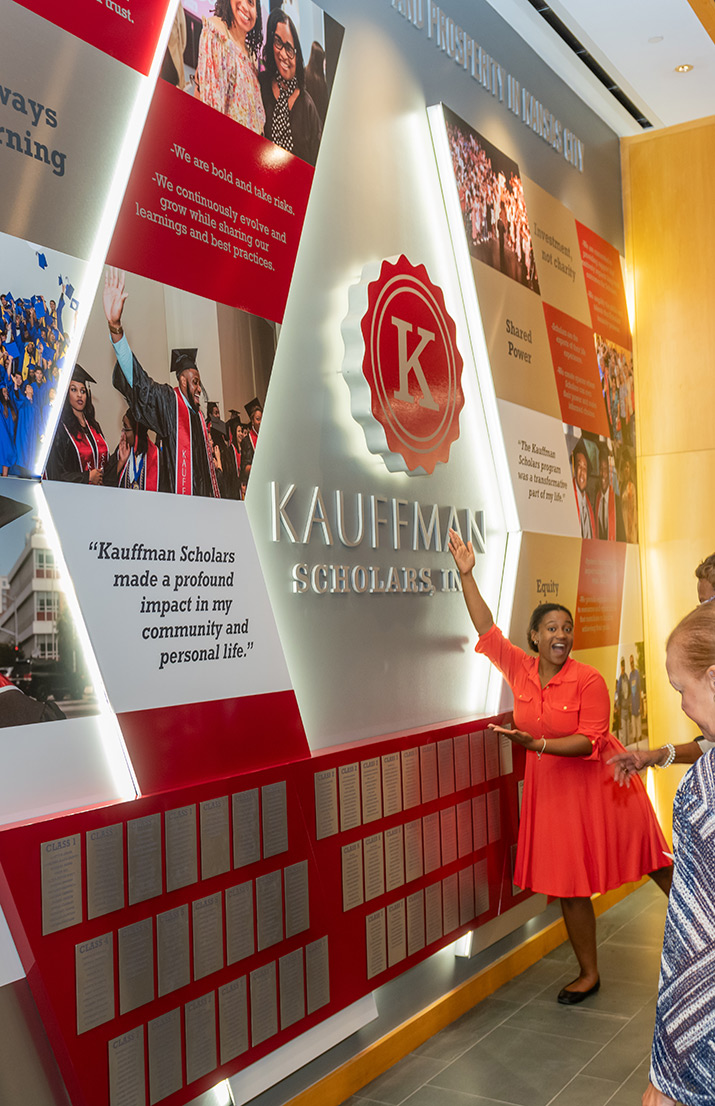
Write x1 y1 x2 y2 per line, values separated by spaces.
195 0 265 135
644 601 715 1106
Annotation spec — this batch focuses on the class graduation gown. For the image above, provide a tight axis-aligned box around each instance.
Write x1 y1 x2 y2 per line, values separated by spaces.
45 419 109 483
104 441 161 491
112 355 219 498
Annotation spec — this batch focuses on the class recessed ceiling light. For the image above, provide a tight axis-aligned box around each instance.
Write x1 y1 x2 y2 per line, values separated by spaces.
675 63 694 73
648 35 664 44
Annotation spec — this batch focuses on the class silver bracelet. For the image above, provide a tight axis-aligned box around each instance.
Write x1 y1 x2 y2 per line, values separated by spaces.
657 744 676 768
537 738 547 760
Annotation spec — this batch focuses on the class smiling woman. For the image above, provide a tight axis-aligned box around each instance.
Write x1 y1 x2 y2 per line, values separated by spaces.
45 364 108 485
194 0 265 134
447 528 673 1005
259 9 322 166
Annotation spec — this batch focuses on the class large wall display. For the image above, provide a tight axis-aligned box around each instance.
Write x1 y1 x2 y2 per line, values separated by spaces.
0 0 644 1104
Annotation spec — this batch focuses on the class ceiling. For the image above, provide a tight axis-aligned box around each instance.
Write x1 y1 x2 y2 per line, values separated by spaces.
485 0 715 134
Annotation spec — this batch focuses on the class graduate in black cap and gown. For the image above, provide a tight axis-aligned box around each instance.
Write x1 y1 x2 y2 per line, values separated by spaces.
45 364 108 484
240 396 263 472
103 269 220 498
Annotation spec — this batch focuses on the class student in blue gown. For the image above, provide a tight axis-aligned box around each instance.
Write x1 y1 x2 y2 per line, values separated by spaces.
0 386 16 476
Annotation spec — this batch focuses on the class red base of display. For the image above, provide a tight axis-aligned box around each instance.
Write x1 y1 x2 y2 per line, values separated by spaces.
117 689 312 795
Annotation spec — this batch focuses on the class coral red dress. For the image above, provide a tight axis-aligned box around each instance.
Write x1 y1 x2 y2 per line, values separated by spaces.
476 625 670 897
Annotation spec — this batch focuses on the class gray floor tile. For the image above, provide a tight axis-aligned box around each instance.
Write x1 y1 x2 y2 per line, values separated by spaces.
413 998 518 1061
403 1087 521 1106
580 1005 656 1083
599 1058 651 1105
546 1074 620 1106
359 1055 449 1105
503 998 627 1044
489 957 568 1004
428 1025 601 1106
600 908 668 950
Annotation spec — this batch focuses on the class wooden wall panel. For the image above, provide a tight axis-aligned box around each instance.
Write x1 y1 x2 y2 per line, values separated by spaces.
622 116 715 824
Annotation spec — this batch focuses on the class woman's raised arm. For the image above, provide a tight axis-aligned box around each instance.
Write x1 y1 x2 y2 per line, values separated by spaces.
448 528 494 636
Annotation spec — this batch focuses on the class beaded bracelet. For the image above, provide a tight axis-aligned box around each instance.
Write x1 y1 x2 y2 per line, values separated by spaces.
657 743 676 768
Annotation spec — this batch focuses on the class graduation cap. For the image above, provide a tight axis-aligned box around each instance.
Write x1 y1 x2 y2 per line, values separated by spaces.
4 341 20 361
170 348 198 377
72 364 96 385
244 396 263 419
210 418 228 438
32 296 46 319
0 494 32 532
65 282 75 301
36 253 48 270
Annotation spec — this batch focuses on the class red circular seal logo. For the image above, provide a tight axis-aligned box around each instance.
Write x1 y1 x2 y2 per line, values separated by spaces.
354 256 464 474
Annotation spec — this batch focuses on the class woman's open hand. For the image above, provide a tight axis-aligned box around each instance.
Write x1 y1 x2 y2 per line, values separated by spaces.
448 528 475 576
488 723 536 751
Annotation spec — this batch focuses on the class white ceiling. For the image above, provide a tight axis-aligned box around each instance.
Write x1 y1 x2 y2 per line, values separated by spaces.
486 0 715 133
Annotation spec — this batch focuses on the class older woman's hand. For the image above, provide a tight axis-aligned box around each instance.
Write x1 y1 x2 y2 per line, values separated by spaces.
642 1081 677 1106
609 748 662 786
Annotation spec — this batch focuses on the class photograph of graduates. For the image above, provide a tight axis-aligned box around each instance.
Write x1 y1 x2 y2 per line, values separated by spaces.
0 480 99 722
444 107 540 293
612 643 647 747
565 427 625 543
0 231 86 478
161 0 343 166
44 266 277 499
594 332 636 450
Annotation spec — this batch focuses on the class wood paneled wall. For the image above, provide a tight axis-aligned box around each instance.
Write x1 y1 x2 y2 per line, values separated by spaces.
621 115 715 827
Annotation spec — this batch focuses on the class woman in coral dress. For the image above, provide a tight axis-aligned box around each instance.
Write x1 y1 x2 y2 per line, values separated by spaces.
195 0 265 135
448 529 672 1004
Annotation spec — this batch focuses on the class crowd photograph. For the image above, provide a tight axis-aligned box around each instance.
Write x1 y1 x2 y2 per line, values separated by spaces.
0 233 87 479
445 108 540 293
162 0 343 166
595 331 636 450
43 267 276 500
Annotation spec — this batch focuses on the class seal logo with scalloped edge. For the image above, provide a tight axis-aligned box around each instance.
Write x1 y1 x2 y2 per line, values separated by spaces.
341 255 465 475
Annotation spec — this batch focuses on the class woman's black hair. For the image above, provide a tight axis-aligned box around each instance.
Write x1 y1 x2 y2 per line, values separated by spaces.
527 603 574 652
123 408 150 456
213 0 263 58
262 9 305 88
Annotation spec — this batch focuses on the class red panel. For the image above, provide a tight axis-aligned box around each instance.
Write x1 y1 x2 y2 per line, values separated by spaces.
117 690 312 795
15 0 172 76
574 539 627 649
543 304 610 436
107 80 314 324
575 222 632 351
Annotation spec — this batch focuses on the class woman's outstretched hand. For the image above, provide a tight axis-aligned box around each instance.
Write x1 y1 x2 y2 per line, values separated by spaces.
448 528 475 576
488 723 536 751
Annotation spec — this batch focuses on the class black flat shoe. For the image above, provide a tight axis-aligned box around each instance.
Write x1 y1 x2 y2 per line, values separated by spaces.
557 978 600 1005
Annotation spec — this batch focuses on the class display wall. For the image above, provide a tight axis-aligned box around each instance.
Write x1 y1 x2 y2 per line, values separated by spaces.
0 1 644 1104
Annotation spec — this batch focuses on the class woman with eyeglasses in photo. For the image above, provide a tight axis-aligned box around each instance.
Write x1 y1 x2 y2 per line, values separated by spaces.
195 0 265 135
260 10 322 166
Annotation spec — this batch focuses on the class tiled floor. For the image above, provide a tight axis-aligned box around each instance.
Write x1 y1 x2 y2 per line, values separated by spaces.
343 881 667 1106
